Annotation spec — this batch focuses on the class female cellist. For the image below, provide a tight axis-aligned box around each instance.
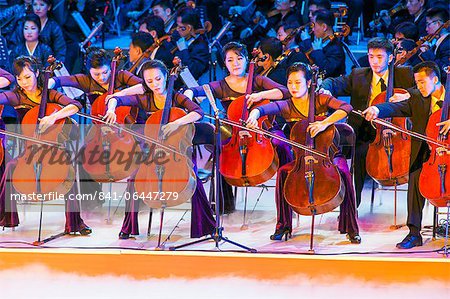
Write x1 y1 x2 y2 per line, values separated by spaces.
0 56 91 235
114 42 293 214
184 41 293 213
47 49 143 209
103 59 215 240
246 62 360 243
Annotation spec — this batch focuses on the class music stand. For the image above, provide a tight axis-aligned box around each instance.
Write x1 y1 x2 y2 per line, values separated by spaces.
169 89 256 252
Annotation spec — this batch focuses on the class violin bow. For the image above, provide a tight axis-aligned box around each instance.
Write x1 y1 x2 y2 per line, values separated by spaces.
353 110 450 149
0 129 66 149
76 112 184 156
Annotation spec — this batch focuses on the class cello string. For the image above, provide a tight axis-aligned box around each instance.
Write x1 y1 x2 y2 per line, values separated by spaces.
0 129 65 149
203 114 330 159
353 110 450 148
76 112 185 156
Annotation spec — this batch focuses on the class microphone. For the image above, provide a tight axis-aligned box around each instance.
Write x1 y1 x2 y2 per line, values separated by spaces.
202 84 220 116
209 20 234 50
79 21 104 50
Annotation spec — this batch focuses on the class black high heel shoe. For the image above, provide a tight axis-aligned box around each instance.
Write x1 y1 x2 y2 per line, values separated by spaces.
270 228 292 241
346 233 361 244
119 232 130 240
64 226 92 235
79 226 92 236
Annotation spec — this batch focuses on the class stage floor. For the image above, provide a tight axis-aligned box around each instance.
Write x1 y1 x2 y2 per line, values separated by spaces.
0 177 448 255
0 177 449 299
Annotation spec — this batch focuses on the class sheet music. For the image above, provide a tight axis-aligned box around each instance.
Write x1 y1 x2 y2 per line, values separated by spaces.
179 67 206 104
54 64 84 99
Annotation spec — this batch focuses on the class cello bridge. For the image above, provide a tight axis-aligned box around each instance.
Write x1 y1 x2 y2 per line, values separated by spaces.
239 130 252 138
382 129 395 138
304 155 318 165
436 147 450 156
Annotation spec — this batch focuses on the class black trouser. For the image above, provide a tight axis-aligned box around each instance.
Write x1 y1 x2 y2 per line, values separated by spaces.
406 167 426 236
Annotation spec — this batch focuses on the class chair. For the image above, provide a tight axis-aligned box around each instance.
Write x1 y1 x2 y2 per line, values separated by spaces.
193 122 215 183
429 205 450 256
335 122 356 176
331 2 363 45
369 162 408 229
331 2 348 33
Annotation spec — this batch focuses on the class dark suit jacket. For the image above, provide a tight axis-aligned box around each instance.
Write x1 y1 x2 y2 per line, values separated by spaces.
267 48 309 86
376 88 432 171
320 66 415 142
173 35 209 80
419 34 450 83
309 38 346 78
414 11 428 38
301 37 346 78
153 40 174 69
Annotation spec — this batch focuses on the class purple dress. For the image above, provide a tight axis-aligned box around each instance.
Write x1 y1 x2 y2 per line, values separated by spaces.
52 70 142 104
189 76 294 212
113 92 216 238
0 88 89 232
256 94 359 235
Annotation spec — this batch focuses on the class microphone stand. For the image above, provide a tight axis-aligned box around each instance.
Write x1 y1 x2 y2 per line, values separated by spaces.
341 40 361 68
169 86 256 252
207 16 236 82
79 21 104 53
77 21 103 132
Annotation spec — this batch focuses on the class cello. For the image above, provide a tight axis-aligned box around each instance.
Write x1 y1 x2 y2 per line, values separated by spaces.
82 48 139 182
220 54 279 187
12 57 75 195
283 66 344 251
365 55 411 186
133 62 196 248
419 67 450 207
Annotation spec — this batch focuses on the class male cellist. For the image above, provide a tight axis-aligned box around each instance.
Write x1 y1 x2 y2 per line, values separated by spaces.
363 61 448 249
320 37 415 207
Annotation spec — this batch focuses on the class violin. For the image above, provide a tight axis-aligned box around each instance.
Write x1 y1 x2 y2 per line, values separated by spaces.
395 20 450 66
283 67 344 216
163 0 196 34
365 56 411 186
12 57 75 195
169 21 212 55
419 68 450 207
133 62 196 209
128 35 172 74
371 3 407 28
82 49 139 182
220 54 278 187
282 23 313 46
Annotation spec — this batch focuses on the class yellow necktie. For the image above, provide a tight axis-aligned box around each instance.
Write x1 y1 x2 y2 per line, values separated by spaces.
431 98 443 114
